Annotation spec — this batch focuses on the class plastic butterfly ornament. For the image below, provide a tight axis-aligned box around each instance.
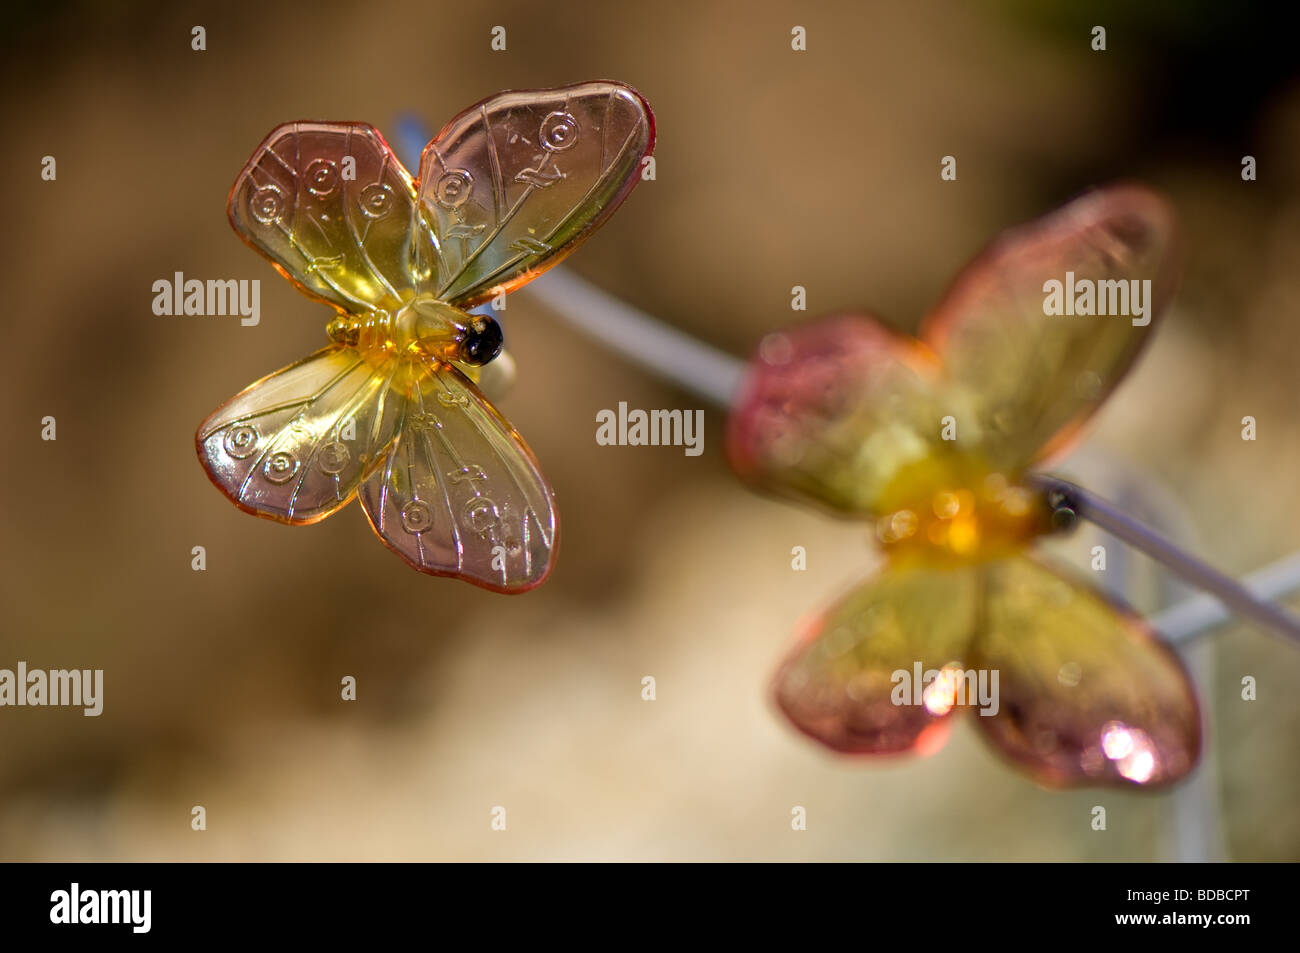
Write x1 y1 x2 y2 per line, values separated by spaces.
197 81 655 592
727 185 1201 787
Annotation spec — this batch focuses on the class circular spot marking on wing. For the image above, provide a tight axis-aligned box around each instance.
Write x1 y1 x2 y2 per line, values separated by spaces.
434 170 474 209
263 451 299 484
224 424 260 459
540 111 579 152
305 158 340 196
318 441 351 474
400 498 435 534
250 185 285 224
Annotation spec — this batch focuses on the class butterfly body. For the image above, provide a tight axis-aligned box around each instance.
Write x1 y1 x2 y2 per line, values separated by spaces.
872 454 1054 564
324 295 501 369
197 82 655 591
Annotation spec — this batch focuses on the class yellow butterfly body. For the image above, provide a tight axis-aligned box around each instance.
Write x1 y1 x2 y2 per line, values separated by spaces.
872 454 1052 566
323 295 499 373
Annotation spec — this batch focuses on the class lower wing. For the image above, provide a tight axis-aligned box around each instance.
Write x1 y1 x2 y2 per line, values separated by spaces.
196 346 403 524
773 561 980 754
969 554 1200 788
358 356 558 592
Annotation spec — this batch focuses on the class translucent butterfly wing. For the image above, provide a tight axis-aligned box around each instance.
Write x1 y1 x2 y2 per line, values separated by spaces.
418 81 655 308
197 347 405 524
358 359 557 592
773 562 979 754
969 555 1200 788
726 314 943 516
229 122 437 314
921 185 1180 470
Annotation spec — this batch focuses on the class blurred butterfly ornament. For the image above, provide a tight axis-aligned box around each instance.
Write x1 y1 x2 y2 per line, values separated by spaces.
727 185 1201 787
197 81 655 592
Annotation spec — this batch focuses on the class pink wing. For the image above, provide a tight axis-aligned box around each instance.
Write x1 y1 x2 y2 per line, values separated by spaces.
921 184 1181 469
196 347 402 524
969 555 1201 788
417 80 655 308
357 357 557 593
228 121 435 314
773 562 979 755
726 314 942 516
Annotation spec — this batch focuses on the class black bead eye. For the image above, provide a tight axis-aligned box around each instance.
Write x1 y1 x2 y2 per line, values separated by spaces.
1046 488 1081 533
462 316 503 366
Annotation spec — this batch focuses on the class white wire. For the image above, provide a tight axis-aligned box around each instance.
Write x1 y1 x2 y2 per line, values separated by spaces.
1156 550 1300 644
524 268 746 407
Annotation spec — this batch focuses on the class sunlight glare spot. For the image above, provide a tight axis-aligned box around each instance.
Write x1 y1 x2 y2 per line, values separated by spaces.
923 666 962 716
1101 721 1135 760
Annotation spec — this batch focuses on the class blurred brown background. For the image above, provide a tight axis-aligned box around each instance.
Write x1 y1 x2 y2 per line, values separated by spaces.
1 0 1298 860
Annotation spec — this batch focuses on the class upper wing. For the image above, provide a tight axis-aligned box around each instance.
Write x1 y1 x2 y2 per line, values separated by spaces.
726 314 944 516
969 555 1200 788
773 561 979 754
417 80 655 308
358 357 557 592
229 122 438 314
921 185 1180 470
197 347 405 524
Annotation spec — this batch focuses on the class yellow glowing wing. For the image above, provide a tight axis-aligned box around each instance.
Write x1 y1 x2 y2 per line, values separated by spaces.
197 347 404 523
358 358 557 592
969 555 1200 788
922 185 1180 469
727 314 945 516
418 81 655 308
228 122 437 314
773 562 979 754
